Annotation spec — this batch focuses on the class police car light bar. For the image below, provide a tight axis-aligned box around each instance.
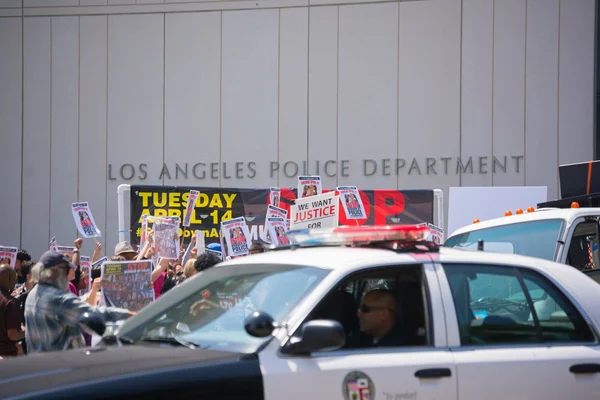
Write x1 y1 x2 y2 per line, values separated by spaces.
286 225 438 252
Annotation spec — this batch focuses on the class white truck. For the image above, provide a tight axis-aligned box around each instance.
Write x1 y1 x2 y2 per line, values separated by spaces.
445 195 600 283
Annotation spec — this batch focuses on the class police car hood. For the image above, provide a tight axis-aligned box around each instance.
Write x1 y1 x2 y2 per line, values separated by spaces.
0 345 260 399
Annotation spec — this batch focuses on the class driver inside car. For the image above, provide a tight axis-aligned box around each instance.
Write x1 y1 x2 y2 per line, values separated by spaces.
358 289 406 347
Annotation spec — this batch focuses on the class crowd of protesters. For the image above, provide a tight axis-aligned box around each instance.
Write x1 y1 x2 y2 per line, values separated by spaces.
0 233 267 359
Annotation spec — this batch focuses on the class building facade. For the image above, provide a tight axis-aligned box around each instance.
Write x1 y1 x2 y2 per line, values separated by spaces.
0 0 596 257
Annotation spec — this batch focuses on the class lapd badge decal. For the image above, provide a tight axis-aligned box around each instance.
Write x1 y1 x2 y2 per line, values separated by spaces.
342 371 375 400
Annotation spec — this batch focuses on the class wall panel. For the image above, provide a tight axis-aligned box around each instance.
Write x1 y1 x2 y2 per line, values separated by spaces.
525 0 559 200
0 18 23 249
460 0 493 187
107 14 164 253
558 0 595 171
338 2 398 190
492 0 526 186
308 6 338 190
79 15 107 257
164 12 221 187
221 9 279 189
22 17 51 257
278 7 308 189
50 16 79 247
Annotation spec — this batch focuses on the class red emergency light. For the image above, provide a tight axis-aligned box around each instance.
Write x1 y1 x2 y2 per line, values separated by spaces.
286 224 438 252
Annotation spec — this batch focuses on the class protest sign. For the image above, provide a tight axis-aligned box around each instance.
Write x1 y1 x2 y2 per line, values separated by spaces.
221 217 252 257
57 246 76 258
154 218 180 260
79 256 91 295
290 191 339 230
266 217 289 245
195 230 206 254
427 223 444 244
101 260 154 312
269 187 281 208
139 214 149 251
0 246 18 268
298 176 322 199
49 236 58 251
260 205 288 243
337 186 367 219
71 202 101 238
183 190 200 227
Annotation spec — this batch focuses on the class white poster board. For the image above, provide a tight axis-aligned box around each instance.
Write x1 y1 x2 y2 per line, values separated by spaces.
447 186 548 237
290 191 339 230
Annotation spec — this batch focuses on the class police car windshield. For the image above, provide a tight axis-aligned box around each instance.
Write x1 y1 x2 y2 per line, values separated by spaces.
444 219 564 261
121 264 329 354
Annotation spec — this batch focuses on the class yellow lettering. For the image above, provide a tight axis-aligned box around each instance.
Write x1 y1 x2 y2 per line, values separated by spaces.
138 209 151 222
223 193 237 208
191 210 203 224
154 193 167 207
169 192 181 207
197 193 209 207
181 192 189 205
155 209 167 217
209 228 219 238
168 209 182 218
140 192 152 207
209 195 223 208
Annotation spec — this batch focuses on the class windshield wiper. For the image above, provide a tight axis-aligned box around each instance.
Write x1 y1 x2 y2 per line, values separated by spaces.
139 334 203 349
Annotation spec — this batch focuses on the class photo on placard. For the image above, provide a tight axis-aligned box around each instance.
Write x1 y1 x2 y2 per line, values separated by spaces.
71 202 102 238
221 217 252 257
297 176 322 199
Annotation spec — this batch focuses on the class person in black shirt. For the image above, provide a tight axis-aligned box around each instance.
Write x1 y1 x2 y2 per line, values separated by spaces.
357 289 406 347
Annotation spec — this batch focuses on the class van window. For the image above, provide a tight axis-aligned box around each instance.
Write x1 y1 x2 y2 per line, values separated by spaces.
444 219 563 261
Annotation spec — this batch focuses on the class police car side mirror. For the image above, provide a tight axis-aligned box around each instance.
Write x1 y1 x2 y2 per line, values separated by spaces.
79 312 107 336
244 311 280 338
284 320 345 355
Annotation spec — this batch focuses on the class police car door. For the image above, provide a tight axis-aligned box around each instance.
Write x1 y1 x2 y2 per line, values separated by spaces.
437 261 600 400
259 263 458 400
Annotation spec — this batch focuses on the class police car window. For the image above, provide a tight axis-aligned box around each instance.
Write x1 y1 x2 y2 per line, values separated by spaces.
122 264 329 354
444 219 563 261
443 264 594 346
306 265 430 350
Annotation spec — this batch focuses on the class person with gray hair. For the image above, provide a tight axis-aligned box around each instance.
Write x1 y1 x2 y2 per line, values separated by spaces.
25 251 133 353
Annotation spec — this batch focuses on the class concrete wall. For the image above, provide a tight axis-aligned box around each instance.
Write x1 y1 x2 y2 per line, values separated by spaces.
0 0 595 258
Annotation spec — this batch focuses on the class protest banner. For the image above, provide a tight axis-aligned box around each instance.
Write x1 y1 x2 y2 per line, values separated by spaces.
337 186 367 219
183 190 200 227
298 176 322 199
290 191 339 230
154 218 180 260
71 202 101 238
101 260 154 312
221 217 252 257
0 246 18 268
129 185 436 247
267 217 289 245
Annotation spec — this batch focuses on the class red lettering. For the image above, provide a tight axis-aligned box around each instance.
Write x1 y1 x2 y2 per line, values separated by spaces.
374 190 405 225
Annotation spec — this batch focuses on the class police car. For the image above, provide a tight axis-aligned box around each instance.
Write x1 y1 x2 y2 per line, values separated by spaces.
2 225 600 400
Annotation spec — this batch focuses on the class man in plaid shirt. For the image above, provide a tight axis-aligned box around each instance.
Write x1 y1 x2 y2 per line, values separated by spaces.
24 251 133 353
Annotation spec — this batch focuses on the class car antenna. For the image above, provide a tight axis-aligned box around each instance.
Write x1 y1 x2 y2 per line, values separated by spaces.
477 239 484 251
